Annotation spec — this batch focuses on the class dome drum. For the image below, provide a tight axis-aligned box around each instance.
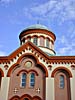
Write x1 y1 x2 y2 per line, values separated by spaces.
19 24 56 56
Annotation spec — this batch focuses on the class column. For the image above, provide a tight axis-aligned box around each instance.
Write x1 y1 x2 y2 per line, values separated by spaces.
38 38 40 46
0 77 10 100
70 76 75 100
46 77 54 100
45 39 46 47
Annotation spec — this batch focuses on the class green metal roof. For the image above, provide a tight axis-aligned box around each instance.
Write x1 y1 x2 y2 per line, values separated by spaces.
26 24 49 31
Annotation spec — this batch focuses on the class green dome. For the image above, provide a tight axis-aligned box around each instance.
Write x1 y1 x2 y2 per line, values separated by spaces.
26 24 49 31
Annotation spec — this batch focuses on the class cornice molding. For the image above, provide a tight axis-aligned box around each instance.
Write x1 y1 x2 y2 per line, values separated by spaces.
19 29 56 41
0 42 75 64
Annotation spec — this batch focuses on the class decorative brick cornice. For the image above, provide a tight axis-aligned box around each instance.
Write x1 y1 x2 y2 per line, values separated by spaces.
0 42 75 64
48 56 75 64
19 29 56 41
0 42 50 64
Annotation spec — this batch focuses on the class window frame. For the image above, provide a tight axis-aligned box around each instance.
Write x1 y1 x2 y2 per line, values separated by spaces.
33 37 38 45
21 73 27 88
59 75 64 89
30 73 35 88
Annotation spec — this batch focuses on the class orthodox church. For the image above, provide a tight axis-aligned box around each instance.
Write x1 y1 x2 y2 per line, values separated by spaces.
0 24 75 100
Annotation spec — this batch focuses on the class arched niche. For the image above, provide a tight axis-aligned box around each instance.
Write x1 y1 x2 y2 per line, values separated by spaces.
51 67 72 100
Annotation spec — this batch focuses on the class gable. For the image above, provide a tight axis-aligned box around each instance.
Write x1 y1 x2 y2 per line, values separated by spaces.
0 41 50 64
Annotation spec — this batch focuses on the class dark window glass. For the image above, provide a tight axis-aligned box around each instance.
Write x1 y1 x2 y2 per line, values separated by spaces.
30 73 35 87
33 37 38 45
60 75 64 88
21 73 26 87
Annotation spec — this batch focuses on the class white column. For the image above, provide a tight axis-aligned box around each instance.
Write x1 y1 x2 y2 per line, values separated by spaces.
52 44 54 50
52 43 54 50
38 38 40 46
50 41 52 49
70 75 75 100
45 39 46 47
0 77 10 100
31 38 33 43
49 41 51 49
46 78 54 100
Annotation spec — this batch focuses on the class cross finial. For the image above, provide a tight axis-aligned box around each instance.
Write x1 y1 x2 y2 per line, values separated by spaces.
37 20 40 24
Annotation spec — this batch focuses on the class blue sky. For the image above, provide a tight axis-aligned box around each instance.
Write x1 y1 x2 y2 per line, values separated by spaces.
0 0 75 56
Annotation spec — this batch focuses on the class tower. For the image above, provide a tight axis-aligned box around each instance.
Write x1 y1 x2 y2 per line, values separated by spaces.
19 24 56 56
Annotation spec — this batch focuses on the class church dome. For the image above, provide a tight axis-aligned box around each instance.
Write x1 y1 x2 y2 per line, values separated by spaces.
25 24 49 31
19 24 56 56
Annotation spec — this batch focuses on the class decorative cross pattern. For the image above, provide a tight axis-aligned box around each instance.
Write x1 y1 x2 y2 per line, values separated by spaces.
36 88 40 94
37 20 40 24
13 88 18 93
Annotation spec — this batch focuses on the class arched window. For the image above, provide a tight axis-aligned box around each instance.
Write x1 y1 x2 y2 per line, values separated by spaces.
21 73 26 87
30 73 35 87
33 37 38 45
40 36 44 46
46 38 49 48
60 75 64 88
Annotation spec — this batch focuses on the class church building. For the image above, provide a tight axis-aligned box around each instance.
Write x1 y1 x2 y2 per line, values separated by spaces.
0 24 75 100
